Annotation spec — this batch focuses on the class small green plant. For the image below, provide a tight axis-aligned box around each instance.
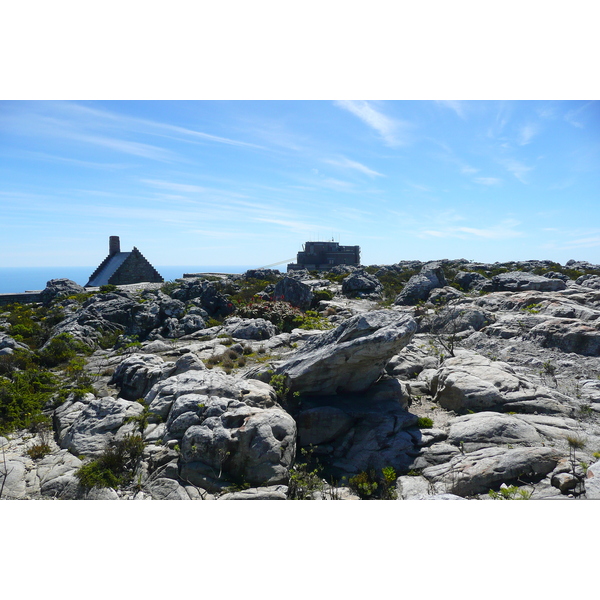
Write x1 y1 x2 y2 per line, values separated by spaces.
269 373 300 410
416 416 434 429
349 466 397 500
287 447 325 500
99 284 118 293
488 485 532 500
523 303 542 314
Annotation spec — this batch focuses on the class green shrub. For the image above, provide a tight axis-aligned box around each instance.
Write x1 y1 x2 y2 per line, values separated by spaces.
37 333 91 368
99 284 118 293
288 447 325 500
313 289 334 302
0 368 58 433
488 485 532 500
349 466 397 500
76 434 145 490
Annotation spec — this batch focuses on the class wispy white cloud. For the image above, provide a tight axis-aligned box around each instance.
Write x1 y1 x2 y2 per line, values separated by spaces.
499 158 533 184
252 217 317 233
323 157 384 177
334 100 410 147
474 177 502 186
417 218 523 240
319 178 356 191
517 123 539 145
563 235 600 248
54 101 266 150
437 100 467 119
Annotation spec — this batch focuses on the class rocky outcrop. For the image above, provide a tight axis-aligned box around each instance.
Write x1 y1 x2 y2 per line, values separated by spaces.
394 263 447 305
40 278 86 306
482 271 567 293
422 446 562 496
272 310 417 395
59 396 144 457
272 277 314 310
0 333 30 355
341 270 383 297
526 318 600 356
222 317 279 340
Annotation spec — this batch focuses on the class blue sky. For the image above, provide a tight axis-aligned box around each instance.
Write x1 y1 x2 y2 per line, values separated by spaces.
1 100 599 268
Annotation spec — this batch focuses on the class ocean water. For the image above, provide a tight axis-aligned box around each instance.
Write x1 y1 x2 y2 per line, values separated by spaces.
0 265 260 294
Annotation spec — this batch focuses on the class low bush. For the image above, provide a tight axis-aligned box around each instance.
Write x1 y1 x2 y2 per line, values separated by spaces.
76 434 145 490
349 466 397 499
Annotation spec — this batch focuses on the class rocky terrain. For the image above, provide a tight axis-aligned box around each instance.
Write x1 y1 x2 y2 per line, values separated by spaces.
1 258 600 500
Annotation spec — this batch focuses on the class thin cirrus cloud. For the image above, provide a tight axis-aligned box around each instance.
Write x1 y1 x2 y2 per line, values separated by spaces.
323 157 384 178
437 100 467 119
418 219 523 240
474 177 502 186
517 123 539 146
54 101 266 150
334 100 410 147
499 158 533 184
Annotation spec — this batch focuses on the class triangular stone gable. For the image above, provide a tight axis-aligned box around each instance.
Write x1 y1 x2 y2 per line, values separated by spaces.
86 240 163 287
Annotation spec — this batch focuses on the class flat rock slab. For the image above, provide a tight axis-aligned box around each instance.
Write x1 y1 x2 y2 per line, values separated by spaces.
422 446 562 497
274 310 417 395
432 349 576 415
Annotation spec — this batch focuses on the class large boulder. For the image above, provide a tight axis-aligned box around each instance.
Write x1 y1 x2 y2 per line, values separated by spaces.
454 271 489 292
222 317 279 340
179 404 296 492
295 391 419 478
272 310 417 395
272 277 314 310
0 333 30 355
60 396 144 457
171 279 234 318
110 353 177 400
394 263 447 305
145 369 278 420
40 278 86 306
143 368 295 492
341 270 383 297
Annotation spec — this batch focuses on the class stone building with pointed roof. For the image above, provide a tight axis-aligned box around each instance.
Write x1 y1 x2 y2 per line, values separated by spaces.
85 236 163 287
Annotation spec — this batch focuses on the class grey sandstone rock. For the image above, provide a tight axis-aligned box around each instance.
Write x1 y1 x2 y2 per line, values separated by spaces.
394 263 447 305
585 460 600 499
272 277 314 310
432 349 576 415
0 333 31 355
179 404 296 492
145 369 278 420
222 317 278 340
296 406 354 447
110 353 176 400
446 412 543 450
218 485 289 500
454 271 488 292
341 270 383 297
40 278 86 306
273 310 417 395
483 271 567 293
422 446 561 496
526 318 600 356
37 449 84 499
60 396 144 457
